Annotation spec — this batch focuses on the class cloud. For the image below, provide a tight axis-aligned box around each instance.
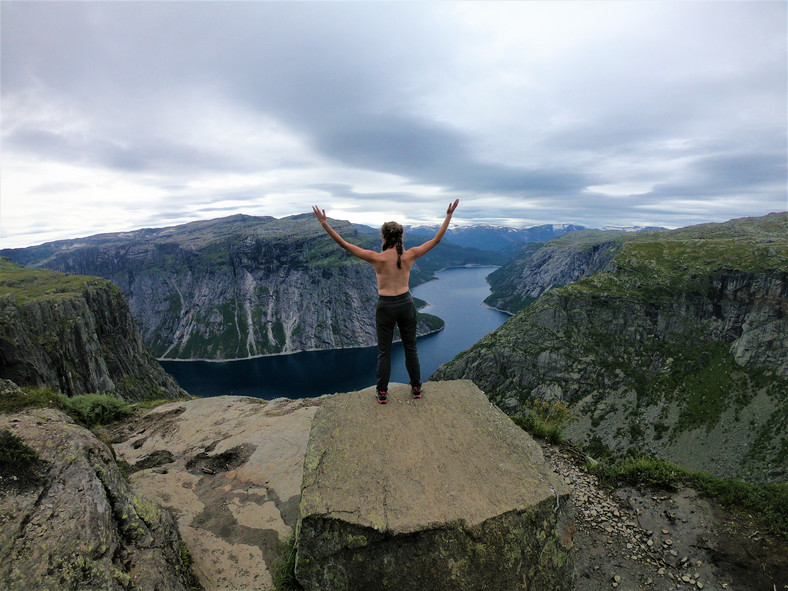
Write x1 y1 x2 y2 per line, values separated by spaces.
1 1 785 247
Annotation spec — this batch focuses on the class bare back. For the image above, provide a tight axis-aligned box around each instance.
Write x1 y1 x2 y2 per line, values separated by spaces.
370 248 416 296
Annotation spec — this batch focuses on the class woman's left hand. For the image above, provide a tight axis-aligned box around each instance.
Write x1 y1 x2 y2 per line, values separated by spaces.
312 205 328 225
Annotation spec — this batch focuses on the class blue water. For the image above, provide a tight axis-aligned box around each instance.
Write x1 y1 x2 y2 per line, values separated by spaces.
160 267 510 399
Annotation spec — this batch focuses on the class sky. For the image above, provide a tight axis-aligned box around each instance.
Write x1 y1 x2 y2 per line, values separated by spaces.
1 1 786 248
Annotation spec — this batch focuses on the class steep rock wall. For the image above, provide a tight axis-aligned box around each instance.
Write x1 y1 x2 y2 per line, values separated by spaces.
485 231 626 313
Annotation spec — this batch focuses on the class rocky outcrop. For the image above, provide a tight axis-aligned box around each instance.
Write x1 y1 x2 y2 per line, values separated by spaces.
295 380 574 590
2 214 504 360
0 260 184 401
434 213 788 483
485 231 626 313
107 394 323 591
0 398 193 590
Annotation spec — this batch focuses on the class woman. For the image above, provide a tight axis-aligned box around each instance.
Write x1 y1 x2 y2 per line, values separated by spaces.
312 199 460 404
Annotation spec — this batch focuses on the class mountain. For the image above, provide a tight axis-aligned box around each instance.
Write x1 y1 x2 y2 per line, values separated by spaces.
433 213 788 483
0 259 184 401
484 230 630 313
1 214 503 360
600 225 665 232
405 223 587 252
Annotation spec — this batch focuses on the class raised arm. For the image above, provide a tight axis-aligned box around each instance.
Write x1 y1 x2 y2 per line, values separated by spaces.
407 199 460 259
312 206 379 263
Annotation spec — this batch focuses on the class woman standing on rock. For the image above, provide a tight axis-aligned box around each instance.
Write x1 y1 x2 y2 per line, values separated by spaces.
312 200 460 404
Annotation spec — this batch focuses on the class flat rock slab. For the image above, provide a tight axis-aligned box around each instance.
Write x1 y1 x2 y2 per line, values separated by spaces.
110 395 323 591
296 380 575 590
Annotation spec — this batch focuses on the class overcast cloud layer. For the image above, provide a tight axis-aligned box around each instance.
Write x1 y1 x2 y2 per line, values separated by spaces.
1 1 786 247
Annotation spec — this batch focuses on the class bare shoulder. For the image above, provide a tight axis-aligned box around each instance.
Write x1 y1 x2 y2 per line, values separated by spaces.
404 241 434 260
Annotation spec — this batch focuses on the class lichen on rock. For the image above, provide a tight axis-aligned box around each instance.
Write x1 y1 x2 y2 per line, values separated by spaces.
0 404 192 590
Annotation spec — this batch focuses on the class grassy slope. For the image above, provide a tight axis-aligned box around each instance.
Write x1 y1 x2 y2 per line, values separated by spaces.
0 258 114 304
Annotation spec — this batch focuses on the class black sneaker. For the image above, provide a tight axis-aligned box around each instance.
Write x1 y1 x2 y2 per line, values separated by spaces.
376 390 388 404
411 384 422 399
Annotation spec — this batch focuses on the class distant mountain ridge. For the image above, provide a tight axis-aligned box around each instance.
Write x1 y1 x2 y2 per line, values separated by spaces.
1 214 503 360
405 223 587 252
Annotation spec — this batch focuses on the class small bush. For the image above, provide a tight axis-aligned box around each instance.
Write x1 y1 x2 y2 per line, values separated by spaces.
272 531 303 591
58 394 132 427
0 429 39 470
583 435 614 461
511 399 576 443
591 454 683 490
0 386 61 414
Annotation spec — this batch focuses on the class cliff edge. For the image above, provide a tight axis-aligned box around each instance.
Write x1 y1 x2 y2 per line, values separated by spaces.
296 380 575 590
0 259 184 401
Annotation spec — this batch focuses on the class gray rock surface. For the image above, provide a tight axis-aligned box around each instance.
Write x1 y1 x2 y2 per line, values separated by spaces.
0 403 192 590
108 394 323 591
295 380 575 591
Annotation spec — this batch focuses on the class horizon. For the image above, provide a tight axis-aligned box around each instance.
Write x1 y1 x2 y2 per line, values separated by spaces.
4 208 787 251
2 2 786 249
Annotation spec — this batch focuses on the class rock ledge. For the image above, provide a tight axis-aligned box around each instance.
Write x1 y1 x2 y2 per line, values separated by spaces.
296 380 574 590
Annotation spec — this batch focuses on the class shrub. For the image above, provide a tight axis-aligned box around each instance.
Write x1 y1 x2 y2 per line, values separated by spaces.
0 386 61 414
583 435 614 461
272 531 303 591
0 429 39 470
511 399 576 443
58 394 132 427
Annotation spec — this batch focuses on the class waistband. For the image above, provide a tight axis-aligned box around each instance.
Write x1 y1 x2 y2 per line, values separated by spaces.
377 291 412 302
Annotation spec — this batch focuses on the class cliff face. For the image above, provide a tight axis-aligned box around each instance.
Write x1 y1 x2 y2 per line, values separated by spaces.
1 214 464 360
484 230 627 313
434 213 788 483
0 260 184 401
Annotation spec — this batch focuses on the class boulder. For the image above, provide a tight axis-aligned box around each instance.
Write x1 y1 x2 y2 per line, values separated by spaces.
0 401 192 590
295 380 575 591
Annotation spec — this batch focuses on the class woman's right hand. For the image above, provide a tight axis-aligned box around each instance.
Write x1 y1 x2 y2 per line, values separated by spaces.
447 199 459 216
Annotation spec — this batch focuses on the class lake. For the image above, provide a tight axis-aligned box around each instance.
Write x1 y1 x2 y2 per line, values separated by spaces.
160 266 510 399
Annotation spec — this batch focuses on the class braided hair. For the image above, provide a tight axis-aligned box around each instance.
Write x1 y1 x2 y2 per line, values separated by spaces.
381 221 404 269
